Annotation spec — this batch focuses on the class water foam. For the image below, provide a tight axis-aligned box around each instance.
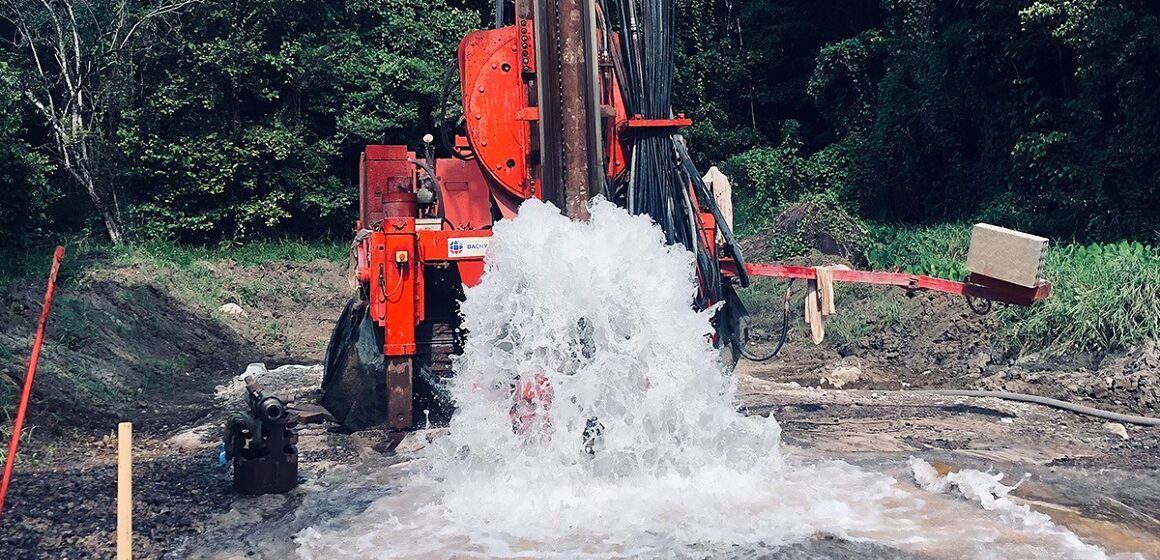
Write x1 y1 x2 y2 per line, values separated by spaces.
294 199 1117 559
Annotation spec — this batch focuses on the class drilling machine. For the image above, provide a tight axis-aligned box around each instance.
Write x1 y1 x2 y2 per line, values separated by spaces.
319 0 1052 433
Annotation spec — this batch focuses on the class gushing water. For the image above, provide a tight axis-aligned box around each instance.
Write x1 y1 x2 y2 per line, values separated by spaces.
294 199 1122 559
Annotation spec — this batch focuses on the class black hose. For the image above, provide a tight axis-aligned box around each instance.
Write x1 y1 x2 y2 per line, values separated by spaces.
607 0 738 308
919 389 1160 427
737 281 792 362
674 136 750 288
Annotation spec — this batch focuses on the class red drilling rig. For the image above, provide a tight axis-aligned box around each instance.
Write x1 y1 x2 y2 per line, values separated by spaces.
319 0 1051 434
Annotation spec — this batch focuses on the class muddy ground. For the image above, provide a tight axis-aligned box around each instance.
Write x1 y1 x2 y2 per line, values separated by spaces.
0 254 1157 558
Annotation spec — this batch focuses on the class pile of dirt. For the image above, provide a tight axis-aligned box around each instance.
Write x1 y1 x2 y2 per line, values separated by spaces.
196 259 350 356
0 278 248 431
0 256 349 434
739 200 869 265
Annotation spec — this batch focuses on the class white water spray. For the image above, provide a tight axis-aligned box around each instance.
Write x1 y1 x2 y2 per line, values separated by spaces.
295 199 1120 559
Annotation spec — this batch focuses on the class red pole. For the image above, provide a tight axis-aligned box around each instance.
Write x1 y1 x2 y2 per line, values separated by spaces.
0 246 65 517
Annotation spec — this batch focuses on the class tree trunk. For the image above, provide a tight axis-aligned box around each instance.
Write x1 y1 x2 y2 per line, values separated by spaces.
72 166 124 244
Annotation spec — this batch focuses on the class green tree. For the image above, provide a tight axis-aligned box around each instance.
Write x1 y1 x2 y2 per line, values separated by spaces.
1 0 199 243
801 0 1160 241
115 0 479 241
0 60 53 241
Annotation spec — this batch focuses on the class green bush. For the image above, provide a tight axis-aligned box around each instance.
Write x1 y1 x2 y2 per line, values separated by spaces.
720 123 855 235
865 223 970 280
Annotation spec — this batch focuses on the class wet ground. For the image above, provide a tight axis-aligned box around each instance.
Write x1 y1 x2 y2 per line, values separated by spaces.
736 368 1160 558
2 363 1157 559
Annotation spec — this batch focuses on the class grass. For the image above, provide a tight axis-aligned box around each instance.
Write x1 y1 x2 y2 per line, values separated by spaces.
113 238 347 269
0 246 59 293
998 242 1160 354
0 238 346 316
0 424 54 467
0 383 14 420
865 222 971 280
820 287 909 350
865 226 1159 354
1 238 345 295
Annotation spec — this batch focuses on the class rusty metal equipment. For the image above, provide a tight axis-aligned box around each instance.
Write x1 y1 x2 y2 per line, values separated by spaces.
318 0 1051 434
224 374 299 494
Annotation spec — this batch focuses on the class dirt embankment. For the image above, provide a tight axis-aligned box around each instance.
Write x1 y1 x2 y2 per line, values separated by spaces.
0 256 349 432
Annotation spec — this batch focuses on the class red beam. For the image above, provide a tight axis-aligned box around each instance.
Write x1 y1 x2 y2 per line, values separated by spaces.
622 115 693 131
723 261 1050 306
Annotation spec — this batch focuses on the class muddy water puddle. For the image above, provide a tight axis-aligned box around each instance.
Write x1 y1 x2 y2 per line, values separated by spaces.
181 433 1155 559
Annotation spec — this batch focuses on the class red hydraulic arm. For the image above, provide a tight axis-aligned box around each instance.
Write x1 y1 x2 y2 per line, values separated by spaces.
722 261 1051 307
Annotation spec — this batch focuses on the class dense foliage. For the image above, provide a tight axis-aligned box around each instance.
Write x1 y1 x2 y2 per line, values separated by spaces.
1 0 478 243
682 0 1160 243
1 0 1158 245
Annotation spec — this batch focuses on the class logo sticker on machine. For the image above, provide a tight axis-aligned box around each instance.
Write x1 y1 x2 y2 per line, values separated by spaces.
447 237 489 258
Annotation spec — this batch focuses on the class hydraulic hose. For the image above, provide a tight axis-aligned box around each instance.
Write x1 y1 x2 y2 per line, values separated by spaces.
919 389 1160 427
737 281 793 362
674 136 750 288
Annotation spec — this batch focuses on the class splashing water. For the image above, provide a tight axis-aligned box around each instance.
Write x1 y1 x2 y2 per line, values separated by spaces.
294 199 1122 559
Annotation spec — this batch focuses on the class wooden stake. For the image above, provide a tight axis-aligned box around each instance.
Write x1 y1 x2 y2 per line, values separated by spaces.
117 422 132 560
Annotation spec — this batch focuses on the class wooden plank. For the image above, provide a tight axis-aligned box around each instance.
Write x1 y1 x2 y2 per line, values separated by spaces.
817 267 836 315
117 422 132 560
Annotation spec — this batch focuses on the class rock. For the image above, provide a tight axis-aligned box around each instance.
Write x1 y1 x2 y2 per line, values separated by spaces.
1015 352 1042 366
1141 340 1160 367
1112 375 1135 392
219 303 247 317
968 352 990 372
167 427 217 451
1141 391 1156 407
822 365 862 389
1102 422 1129 441
1088 380 1110 398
